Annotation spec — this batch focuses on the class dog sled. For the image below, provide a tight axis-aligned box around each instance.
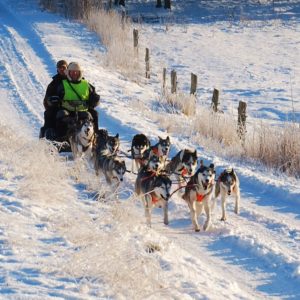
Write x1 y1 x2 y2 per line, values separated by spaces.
40 98 97 153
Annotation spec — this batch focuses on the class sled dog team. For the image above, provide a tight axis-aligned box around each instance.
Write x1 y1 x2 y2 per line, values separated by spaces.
68 127 241 232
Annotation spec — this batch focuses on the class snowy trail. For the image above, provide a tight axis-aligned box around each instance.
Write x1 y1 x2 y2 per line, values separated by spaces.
0 0 300 299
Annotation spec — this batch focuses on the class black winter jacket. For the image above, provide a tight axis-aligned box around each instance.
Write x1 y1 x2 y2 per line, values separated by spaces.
43 73 67 109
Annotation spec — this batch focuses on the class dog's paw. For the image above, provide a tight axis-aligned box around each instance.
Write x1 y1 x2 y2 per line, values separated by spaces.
203 222 210 231
195 228 200 232
221 216 227 221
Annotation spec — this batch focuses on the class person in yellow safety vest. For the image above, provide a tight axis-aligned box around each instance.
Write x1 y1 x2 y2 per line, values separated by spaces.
47 62 100 140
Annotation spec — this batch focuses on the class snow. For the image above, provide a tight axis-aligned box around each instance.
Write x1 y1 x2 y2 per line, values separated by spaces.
0 0 300 299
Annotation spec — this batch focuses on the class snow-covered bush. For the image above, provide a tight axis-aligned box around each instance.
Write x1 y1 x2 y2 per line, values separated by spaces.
86 9 141 79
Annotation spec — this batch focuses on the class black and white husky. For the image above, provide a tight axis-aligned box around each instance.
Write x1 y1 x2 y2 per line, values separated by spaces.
131 133 151 172
214 168 240 221
144 136 171 167
182 162 215 232
69 116 95 161
95 149 126 187
165 149 198 187
135 168 172 227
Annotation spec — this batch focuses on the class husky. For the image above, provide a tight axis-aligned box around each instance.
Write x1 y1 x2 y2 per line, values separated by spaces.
146 155 164 174
144 136 171 167
131 133 151 172
96 129 120 156
69 115 95 161
182 162 215 232
95 149 126 187
165 149 198 187
214 168 240 221
135 168 172 227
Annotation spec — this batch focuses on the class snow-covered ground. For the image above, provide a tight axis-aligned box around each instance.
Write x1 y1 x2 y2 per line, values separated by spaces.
0 0 300 299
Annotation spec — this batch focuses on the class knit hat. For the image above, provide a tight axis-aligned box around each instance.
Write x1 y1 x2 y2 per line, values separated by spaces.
66 62 82 81
56 60 68 68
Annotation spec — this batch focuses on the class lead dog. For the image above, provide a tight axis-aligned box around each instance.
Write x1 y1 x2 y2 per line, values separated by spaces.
69 115 96 161
165 149 197 187
182 162 215 232
135 168 172 227
214 168 240 221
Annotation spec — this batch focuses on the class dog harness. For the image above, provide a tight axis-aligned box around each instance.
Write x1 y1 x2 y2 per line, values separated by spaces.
196 193 205 202
178 167 188 176
150 192 159 203
140 171 156 182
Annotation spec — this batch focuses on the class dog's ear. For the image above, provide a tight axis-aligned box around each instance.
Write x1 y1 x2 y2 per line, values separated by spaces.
166 136 170 142
200 159 204 166
115 133 119 138
209 163 215 169
158 136 162 141
193 149 197 158
179 149 185 161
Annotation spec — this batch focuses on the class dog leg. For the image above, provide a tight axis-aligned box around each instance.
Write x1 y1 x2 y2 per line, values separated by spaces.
163 202 169 225
221 194 227 221
203 201 211 231
189 201 200 232
234 189 240 215
144 195 152 227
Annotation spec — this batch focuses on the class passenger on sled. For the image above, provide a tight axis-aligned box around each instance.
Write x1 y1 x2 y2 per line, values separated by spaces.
42 61 100 142
40 59 68 138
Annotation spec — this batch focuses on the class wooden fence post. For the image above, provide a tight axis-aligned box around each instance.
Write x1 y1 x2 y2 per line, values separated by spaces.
133 28 138 48
190 73 197 95
164 0 171 9
211 88 219 112
162 68 166 90
171 70 177 94
156 0 162 8
238 101 247 142
145 48 150 79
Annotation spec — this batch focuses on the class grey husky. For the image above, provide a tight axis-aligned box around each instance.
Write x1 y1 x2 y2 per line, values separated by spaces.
165 149 198 187
96 129 120 156
182 162 215 232
214 168 240 221
95 149 126 187
135 168 172 227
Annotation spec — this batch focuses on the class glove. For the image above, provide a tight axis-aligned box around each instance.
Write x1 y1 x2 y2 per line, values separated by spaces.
89 93 100 108
47 96 60 108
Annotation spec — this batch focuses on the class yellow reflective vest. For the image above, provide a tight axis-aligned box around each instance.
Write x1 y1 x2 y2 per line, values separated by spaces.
62 79 90 112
